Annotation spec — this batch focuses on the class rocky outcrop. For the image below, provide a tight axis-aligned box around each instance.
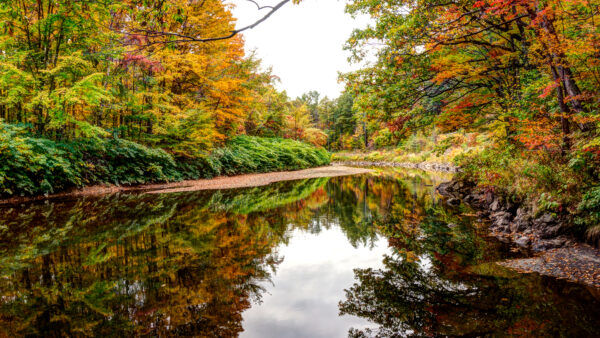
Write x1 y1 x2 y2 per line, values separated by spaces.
332 161 459 173
437 180 574 252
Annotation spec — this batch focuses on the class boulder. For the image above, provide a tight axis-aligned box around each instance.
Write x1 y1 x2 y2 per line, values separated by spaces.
491 211 512 226
540 224 562 239
490 198 502 212
515 236 530 248
532 237 567 251
535 212 555 226
510 219 530 233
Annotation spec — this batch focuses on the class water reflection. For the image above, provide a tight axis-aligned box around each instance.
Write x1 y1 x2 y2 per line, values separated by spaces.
241 226 389 338
0 169 598 337
338 173 600 337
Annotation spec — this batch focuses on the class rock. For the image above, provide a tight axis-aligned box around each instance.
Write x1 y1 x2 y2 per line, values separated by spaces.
436 180 578 254
491 211 511 218
446 198 461 206
491 211 512 226
490 198 502 212
496 224 511 233
515 236 530 248
510 219 530 233
505 200 516 212
496 236 511 243
536 212 555 225
471 191 488 208
532 237 567 252
490 211 512 233
540 224 562 239
516 207 528 218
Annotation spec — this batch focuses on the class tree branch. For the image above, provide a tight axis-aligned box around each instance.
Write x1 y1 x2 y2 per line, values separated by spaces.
126 0 291 45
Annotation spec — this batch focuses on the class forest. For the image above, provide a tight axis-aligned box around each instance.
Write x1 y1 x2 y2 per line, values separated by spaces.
2 0 600 245
2 1 600 334
0 0 329 196
331 0 600 246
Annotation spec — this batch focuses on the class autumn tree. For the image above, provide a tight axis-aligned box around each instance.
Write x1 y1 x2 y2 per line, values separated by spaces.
343 0 600 150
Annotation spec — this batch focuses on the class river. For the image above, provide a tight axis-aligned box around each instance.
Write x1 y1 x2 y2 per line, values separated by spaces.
0 168 598 336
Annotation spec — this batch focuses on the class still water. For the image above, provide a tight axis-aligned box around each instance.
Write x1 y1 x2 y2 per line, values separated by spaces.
0 168 599 337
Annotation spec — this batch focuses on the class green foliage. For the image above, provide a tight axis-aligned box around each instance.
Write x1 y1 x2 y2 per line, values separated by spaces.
433 135 459 156
458 144 591 213
212 135 331 176
0 125 330 197
0 123 77 195
576 187 600 245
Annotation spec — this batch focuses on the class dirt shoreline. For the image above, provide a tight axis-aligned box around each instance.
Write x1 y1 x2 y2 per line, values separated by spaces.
499 244 600 288
0 165 372 205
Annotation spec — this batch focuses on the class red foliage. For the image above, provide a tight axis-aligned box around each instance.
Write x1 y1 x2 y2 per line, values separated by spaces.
539 80 559 99
118 53 164 73
387 115 411 133
515 118 561 150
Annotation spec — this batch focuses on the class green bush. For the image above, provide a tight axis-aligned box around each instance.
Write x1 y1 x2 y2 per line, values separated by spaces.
0 125 330 197
576 186 600 245
211 135 331 175
0 124 79 195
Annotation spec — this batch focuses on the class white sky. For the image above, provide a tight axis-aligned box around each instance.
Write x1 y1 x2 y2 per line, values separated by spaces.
230 0 371 99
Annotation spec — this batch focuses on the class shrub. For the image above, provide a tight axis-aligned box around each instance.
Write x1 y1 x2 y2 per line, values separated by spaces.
211 135 330 175
576 186 600 246
0 125 330 197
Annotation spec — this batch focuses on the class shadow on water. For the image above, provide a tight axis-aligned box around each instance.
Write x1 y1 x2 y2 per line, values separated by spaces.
0 168 598 337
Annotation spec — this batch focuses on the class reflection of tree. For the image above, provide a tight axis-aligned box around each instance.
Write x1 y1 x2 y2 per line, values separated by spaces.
315 169 451 249
0 179 329 336
339 177 600 337
4 169 597 337
341 251 600 337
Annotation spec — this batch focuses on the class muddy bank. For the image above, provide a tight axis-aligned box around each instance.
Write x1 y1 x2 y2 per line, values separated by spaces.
499 244 600 288
0 166 372 205
437 179 600 287
332 160 459 173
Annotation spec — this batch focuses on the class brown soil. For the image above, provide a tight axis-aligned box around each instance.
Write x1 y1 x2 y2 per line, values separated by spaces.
499 243 600 288
143 165 372 194
0 166 372 205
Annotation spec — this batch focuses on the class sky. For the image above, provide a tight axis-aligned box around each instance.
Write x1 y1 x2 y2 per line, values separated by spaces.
230 0 371 99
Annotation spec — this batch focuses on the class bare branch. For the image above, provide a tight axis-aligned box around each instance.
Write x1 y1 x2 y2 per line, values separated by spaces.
124 0 291 45
245 0 274 10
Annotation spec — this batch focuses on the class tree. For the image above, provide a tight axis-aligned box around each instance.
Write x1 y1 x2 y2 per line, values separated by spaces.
343 0 600 152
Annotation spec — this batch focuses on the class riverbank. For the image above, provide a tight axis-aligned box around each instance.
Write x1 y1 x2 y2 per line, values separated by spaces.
437 179 577 251
499 244 600 288
437 178 600 287
332 160 459 172
0 130 330 199
0 166 371 205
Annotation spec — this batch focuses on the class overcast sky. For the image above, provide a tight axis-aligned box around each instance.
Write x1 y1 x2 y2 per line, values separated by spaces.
230 0 370 99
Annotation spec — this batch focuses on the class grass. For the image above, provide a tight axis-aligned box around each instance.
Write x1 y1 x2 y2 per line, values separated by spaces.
333 131 487 165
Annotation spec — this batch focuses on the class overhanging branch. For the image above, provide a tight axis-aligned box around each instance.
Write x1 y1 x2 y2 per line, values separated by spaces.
126 0 292 45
